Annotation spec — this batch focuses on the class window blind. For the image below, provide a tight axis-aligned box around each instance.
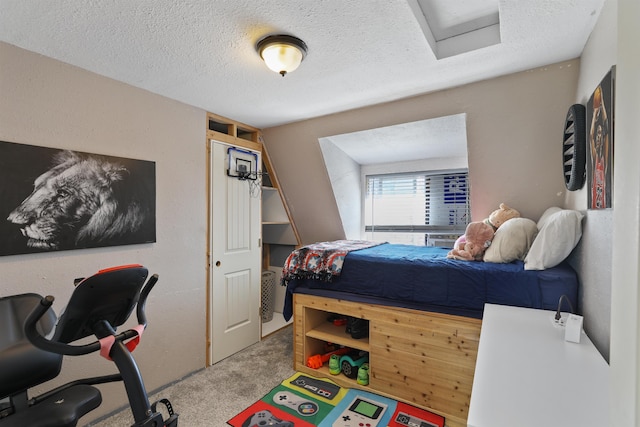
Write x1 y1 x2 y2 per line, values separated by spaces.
364 171 469 244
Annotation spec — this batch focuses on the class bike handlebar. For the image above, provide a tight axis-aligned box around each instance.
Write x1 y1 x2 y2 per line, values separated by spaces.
24 273 159 357
137 274 158 328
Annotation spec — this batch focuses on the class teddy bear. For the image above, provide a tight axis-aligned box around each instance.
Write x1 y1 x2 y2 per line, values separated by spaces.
484 203 521 231
447 221 495 261
447 203 521 261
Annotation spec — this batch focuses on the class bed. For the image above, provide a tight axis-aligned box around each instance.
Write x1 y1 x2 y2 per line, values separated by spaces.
282 243 578 321
282 209 583 427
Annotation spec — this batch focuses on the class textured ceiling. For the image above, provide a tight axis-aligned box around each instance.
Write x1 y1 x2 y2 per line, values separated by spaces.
0 0 604 129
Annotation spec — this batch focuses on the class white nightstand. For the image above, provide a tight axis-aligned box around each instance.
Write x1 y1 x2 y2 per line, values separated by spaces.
467 303 609 427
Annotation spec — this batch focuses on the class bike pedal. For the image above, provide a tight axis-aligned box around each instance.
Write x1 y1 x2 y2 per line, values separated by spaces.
164 413 179 427
151 397 179 422
152 398 174 415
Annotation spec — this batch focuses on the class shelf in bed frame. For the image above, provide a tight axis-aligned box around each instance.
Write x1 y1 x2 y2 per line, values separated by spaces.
305 321 370 352
294 293 480 427
300 304 371 391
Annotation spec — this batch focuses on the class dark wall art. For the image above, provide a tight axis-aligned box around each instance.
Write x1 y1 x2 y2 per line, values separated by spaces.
0 141 156 256
587 66 615 209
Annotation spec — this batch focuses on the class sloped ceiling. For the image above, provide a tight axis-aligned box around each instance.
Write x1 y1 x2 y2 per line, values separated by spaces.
322 114 469 165
0 0 604 129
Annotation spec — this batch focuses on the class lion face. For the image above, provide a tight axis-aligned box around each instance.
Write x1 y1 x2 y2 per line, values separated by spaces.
7 151 132 250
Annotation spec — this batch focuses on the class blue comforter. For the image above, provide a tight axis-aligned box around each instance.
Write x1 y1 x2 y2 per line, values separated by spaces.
282 244 578 320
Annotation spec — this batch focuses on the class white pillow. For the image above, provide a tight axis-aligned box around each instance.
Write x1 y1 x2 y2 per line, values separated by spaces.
484 218 538 263
524 209 584 270
536 206 563 229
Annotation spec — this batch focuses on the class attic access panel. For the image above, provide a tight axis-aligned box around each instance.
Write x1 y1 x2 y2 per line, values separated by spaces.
409 0 501 59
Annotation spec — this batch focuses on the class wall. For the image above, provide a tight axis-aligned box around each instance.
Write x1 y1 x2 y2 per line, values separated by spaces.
0 42 207 422
263 60 579 246
565 0 616 361
610 0 640 424
318 138 360 239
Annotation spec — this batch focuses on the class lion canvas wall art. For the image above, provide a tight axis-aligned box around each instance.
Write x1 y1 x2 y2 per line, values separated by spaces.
0 140 156 256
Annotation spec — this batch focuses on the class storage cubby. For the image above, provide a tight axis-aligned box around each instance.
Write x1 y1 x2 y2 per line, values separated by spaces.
300 307 370 382
206 112 261 152
293 293 481 427
208 119 230 134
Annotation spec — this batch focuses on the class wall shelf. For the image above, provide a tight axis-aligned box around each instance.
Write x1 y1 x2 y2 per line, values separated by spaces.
260 136 300 337
261 141 300 267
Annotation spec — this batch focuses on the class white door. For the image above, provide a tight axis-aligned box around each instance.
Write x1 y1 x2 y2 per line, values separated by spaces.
209 141 261 364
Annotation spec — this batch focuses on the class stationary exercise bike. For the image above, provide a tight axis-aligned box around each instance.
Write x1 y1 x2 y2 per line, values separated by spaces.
0 264 178 427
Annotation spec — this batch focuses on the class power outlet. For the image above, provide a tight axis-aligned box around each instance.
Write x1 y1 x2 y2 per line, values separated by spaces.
551 312 569 328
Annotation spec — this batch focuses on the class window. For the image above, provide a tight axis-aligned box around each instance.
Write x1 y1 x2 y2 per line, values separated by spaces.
364 171 469 246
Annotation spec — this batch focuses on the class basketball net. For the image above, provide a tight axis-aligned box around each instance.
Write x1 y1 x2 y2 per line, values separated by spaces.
238 171 265 198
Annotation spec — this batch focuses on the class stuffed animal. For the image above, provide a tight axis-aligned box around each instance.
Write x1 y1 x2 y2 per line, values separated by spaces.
484 203 521 231
447 221 495 261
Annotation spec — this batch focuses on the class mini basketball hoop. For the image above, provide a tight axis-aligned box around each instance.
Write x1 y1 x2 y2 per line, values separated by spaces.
226 146 265 197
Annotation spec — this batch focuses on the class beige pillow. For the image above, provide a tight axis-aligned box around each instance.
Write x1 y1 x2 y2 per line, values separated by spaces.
524 209 584 270
483 218 538 263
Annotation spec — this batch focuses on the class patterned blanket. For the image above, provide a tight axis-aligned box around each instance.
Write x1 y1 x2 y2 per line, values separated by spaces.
281 240 382 286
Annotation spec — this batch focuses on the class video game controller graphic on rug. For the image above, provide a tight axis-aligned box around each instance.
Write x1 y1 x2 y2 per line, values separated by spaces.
242 409 294 427
291 375 340 400
394 411 439 427
273 391 319 416
332 396 387 427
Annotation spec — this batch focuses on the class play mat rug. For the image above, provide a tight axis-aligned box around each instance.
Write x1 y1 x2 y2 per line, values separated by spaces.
227 372 445 427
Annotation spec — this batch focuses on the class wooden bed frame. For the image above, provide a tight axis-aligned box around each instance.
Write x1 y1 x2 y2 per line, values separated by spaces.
293 293 481 427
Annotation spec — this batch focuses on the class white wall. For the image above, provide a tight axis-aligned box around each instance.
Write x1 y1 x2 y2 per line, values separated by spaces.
610 0 640 424
565 0 617 361
318 138 360 239
0 42 208 422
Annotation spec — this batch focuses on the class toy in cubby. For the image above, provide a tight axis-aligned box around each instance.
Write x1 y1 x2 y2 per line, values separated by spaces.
334 350 369 379
328 349 370 385
326 313 348 326
306 345 351 369
327 312 369 339
305 342 369 385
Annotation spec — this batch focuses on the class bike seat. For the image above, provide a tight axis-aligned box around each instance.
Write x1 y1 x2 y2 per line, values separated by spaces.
0 385 101 427
0 294 60 397
0 294 102 427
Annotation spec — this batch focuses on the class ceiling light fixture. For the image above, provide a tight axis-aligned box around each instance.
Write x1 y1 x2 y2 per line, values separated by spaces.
256 34 308 77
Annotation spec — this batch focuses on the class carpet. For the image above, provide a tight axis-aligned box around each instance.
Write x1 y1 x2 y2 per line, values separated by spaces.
227 372 444 427
88 325 296 426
